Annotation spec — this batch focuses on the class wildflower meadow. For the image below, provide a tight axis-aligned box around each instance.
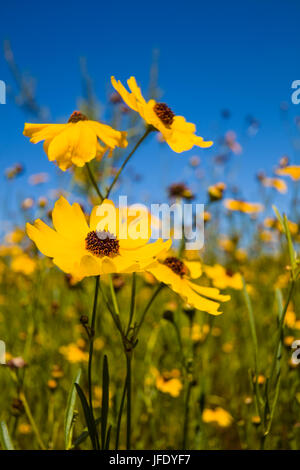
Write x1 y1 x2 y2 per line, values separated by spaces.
0 0 299 454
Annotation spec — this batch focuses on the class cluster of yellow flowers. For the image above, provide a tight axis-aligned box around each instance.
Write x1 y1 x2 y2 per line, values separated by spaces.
23 76 231 315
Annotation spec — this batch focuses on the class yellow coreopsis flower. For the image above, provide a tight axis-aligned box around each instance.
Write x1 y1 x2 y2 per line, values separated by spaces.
275 165 300 181
224 199 264 214
202 407 233 427
59 343 89 363
155 369 183 398
26 197 171 279
204 264 243 290
148 257 230 315
23 111 128 171
11 253 36 276
111 76 213 152
261 177 287 194
208 182 226 201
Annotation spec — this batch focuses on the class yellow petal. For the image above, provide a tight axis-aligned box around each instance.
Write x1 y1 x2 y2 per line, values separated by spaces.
23 123 67 143
52 196 89 241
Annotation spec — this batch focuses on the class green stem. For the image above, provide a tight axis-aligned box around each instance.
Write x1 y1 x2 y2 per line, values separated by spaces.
20 391 46 450
105 127 153 199
182 381 192 449
126 272 136 336
134 283 164 340
115 379 127 450
269 280 295 386
109 274 120 316
86 162 104 203
126 353 132 450
88 275 100 449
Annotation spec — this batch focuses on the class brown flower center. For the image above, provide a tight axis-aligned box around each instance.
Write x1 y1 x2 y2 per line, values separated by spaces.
154 103 175 127
226 268 234 277
164 257 188 277
85 230 119 258
68 111 88 123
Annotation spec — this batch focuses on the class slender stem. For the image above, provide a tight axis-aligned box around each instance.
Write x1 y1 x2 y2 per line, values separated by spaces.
109 274 120 316
126 272 136 336
182 381 192 449
134 283 164 339
88 275 100 449
105 127 153 199
86 162 104 202
20 391 46 450
115 379 127 450
269 280 295 386
126 354 132 450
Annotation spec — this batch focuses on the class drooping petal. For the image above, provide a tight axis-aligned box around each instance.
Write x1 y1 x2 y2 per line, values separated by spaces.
23 123 67 143
148 263 223 315
87 121 128 149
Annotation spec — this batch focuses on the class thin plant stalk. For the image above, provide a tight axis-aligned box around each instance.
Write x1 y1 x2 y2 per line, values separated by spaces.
87 275 100 450
115 380 127 450
126 353 132 450
105 127 153 199
85 162 104 202
20 391 46 450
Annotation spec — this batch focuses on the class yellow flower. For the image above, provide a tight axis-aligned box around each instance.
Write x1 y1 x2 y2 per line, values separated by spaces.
11 253 36 276
275 165 300 181
18 423 32 435
23 111 128 171
202 407 233 427
148 257 230 315
5 228 25 244
208 182 226 201
224 199 264 214
111 76 213 152
285 303 300 330
264 217 298 235
155 369 183 397
261 177 287 194
182 323 210 342
204 264 243 290
218 237 236 253
26 197 171 279
59 343 89 363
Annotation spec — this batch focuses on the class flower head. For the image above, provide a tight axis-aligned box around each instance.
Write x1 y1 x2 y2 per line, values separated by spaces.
148 257 230 315
23 111 128 171
155 369 183 397
275 165 300 181
26 197 171 280
224 199 264 214
204 264 243 290
260 177 287 193
202 407 233 427
111 76 213 152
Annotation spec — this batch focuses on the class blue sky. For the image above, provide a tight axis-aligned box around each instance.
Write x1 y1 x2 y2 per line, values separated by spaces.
0 0 300 233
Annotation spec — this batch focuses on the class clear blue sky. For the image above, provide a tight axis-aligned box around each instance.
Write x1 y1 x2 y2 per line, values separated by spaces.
0 0 300 233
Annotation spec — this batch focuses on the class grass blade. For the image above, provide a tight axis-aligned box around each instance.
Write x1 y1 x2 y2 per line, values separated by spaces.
75 383 98 449
0 421 14 450
72 417 101 448
64 368 81 450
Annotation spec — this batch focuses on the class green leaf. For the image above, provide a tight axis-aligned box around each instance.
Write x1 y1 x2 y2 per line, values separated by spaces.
283 214 297 274
72 417 101 448
0 421 15 450
272 205 285 233
75 383 98 450
101 354 110 449
64 368 81 450
105 425 112 450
